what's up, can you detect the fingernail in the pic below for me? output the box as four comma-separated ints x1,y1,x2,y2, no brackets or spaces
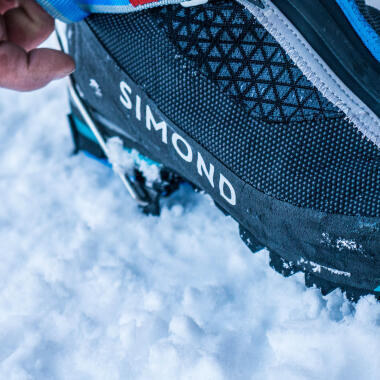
55,64,76,80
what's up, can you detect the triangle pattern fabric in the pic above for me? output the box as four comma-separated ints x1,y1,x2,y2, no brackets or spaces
155,0,340,121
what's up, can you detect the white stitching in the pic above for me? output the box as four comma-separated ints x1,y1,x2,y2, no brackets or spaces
266,5,378,127
238,0,380,146
258,2,380,141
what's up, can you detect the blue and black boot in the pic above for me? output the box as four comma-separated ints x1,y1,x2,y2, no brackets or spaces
61,0,380,299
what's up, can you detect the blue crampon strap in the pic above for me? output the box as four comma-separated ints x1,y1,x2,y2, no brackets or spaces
36,0,203,23
72,115,160,167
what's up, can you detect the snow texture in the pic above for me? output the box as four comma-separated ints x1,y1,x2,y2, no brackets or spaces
0,42,379,380
106,137,160,184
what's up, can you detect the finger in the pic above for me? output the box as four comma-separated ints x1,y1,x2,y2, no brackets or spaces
0,0,18,14
0,42,75,91
4,0,54,51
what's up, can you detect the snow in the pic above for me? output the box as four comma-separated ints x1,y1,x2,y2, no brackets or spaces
0,47,380,380
106,137,160,183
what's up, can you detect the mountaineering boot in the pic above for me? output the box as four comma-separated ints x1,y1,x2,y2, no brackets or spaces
61,0,380,299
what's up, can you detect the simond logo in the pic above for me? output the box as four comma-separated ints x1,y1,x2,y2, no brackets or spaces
119,80,237,206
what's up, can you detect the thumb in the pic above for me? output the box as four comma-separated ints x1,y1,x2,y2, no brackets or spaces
0,43,75,91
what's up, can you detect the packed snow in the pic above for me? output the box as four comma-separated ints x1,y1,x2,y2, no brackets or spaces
0,41,379,380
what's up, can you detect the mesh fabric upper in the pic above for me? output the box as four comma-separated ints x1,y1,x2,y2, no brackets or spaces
154,1,340,122
85,0,380,218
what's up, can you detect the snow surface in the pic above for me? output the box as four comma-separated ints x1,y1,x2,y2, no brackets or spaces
0,43,380,380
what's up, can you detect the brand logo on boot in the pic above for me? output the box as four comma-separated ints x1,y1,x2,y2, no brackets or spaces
119,80,237,207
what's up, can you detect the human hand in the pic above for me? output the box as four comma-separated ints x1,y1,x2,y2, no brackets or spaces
0,0,75,91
